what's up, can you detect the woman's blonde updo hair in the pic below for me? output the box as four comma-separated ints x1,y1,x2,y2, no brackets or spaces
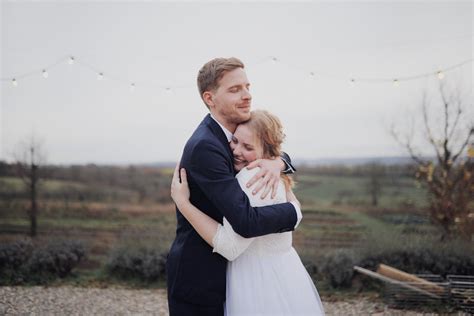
242,110,294,190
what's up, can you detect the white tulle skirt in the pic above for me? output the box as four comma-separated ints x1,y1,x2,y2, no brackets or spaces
224,247,325,316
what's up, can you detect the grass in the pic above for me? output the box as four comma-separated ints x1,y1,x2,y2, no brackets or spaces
295,174,427,208
2,217,136,230
1,177,86,191
1,171,442,292
0,176,140,204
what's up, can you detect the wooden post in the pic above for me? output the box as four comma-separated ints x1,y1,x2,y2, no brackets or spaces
377,264,445,296
353,266,442,299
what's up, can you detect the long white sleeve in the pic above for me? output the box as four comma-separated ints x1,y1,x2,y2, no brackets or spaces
212,217,254,261
212,167,287,261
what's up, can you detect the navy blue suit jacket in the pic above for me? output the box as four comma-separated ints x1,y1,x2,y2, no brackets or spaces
166,114,297,306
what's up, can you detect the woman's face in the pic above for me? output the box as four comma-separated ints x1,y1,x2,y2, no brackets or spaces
230,124,262,172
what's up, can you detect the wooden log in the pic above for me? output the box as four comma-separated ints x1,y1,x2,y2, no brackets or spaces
353,266,442,299
376,264,445,296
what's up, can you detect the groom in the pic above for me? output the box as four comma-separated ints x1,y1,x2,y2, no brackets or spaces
166,57,302,316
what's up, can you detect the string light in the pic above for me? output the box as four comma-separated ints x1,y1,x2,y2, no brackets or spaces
1,55,472,90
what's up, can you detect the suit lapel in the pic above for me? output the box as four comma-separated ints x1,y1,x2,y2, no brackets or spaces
204,114,234,165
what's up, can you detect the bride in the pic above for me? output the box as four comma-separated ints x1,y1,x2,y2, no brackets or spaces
171,110,325,316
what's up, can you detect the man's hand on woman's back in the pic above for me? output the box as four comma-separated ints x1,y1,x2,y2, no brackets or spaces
245,157,285,199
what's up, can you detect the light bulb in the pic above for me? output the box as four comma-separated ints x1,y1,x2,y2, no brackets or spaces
130,83,136,91
97,72,104,80
68,56,75,65
12,78,18,87
437,71,445,80
393,79,399,87
42,70,49,79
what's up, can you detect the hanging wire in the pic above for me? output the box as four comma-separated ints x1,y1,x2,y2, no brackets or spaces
1,54,472,89
1,56,69,80
269,56,473,83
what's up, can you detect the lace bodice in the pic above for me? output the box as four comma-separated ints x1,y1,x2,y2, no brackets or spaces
212,167,293,261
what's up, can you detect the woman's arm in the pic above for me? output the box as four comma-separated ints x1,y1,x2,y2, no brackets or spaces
171,163,254,260
212,218,253,261
171,166,219,247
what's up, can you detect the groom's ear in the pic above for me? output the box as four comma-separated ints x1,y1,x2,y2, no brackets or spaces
202,91,214,109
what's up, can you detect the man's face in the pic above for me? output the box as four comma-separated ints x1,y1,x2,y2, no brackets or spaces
206,68,252,128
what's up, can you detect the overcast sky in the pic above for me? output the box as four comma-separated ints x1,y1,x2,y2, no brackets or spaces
1,1,472,164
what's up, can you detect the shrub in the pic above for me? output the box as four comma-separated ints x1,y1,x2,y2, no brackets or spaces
0,238,34,284
358,246,474,277
0,238,33,268
0,238,86,285
320,249,356,288
26,240,86,279
307,235,474,290
105,246,167,282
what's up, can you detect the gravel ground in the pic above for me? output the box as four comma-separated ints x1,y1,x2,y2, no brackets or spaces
0,286,468,315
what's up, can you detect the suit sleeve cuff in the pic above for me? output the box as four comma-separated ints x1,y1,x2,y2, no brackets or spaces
281,156,296,174
290,201,302,228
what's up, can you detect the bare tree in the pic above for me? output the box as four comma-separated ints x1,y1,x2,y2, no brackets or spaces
391,80,473,240
13,135,47,237
365,163,385,206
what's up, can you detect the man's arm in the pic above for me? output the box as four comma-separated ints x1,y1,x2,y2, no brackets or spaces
189,141,297,238
281,151,296,174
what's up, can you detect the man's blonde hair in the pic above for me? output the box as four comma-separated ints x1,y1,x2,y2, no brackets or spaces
197,57,245,109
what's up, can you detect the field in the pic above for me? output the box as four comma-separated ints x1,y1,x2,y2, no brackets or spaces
293,172,433,260
0,164,437,286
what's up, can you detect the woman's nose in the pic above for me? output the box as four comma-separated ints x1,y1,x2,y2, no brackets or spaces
232,146,240,155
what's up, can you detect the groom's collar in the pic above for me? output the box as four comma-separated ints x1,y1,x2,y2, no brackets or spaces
210,114,233,143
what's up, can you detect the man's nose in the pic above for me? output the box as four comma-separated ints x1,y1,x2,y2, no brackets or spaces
242,88,251,100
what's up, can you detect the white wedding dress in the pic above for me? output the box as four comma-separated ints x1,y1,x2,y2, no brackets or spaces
212,167,325,316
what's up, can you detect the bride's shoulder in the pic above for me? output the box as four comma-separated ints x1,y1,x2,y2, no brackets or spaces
235,167,260,182
235,167,261,189
236,167,287,205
